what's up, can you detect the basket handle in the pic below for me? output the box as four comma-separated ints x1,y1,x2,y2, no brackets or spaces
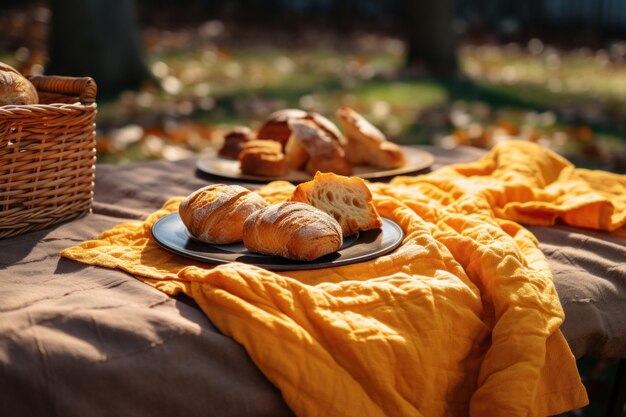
28,75,97,104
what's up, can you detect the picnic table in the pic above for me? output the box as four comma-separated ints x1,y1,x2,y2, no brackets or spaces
1,145,625,417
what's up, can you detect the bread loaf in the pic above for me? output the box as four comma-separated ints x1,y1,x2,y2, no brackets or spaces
238,140,287,177
284,133,309,170
283,112,347,171
179,184,268,244
0,62,38,106
256,109,308,147
289,172,382,236
243,201,343,261
305,112,346,146
257,109,345,149
288,119,352,176
336,106,406,169
218,126,254,159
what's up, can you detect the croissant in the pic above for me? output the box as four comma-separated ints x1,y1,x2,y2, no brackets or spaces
243,201,343,261
179,184,268,244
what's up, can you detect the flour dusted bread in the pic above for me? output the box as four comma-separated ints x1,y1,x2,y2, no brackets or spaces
243,201,343,261
0,62,38,106
288,119,352,176
238,140,287,177
289,172,382,236
179,184,268,244
306,112,346,146
336,106,405,169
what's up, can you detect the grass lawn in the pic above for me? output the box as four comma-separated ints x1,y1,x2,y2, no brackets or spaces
78,31,626,173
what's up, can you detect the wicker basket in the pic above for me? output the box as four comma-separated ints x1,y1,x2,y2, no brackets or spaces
0,75,97,239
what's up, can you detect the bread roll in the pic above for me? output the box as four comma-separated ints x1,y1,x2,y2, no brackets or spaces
336,106,406,169
238,140,287,177
288,119,352,176
179,184,268,244
0,62,38,106
218,126,254,159
243,201,343,261
289,172,382,237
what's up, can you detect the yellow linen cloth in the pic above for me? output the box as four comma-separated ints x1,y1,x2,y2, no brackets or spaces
61,140,626,417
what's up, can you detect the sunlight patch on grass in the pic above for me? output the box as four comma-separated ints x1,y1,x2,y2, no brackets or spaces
352,81,447,107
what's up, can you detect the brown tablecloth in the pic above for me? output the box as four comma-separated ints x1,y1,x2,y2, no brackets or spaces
1,146,625,417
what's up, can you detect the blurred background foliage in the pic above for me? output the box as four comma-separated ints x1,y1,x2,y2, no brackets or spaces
1,0,626,172
0,1,625,416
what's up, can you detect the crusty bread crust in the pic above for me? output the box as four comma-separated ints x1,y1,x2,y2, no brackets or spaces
304,112,346,146
0,62,38,106
179,184,268,244
243,201,343,261
336,106,406,169
256,109,345,149
288,119,352,176
284,133,309,170
256,108,308,147
289,172,382,236
238,140,287,177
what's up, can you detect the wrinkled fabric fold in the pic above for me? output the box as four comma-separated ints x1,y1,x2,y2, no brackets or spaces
60,140,624,417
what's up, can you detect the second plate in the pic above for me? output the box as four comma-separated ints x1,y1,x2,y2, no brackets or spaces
196,145,433,183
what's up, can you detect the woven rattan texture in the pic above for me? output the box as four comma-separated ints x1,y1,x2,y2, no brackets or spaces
0,76,96,238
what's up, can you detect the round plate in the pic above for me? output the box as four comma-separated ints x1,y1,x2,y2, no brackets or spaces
196,146,433,183
151,213,404,271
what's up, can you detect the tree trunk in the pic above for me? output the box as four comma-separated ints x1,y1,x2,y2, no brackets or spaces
401,0,458,76
47,0,152,99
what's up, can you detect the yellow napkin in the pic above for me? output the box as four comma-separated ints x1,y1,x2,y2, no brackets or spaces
61,140,625,417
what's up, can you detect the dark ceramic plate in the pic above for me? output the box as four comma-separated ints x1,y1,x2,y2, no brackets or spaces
151,213,404,271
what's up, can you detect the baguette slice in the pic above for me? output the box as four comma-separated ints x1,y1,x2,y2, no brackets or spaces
243,201,343,261
336,106,406,169
289,172,382,237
